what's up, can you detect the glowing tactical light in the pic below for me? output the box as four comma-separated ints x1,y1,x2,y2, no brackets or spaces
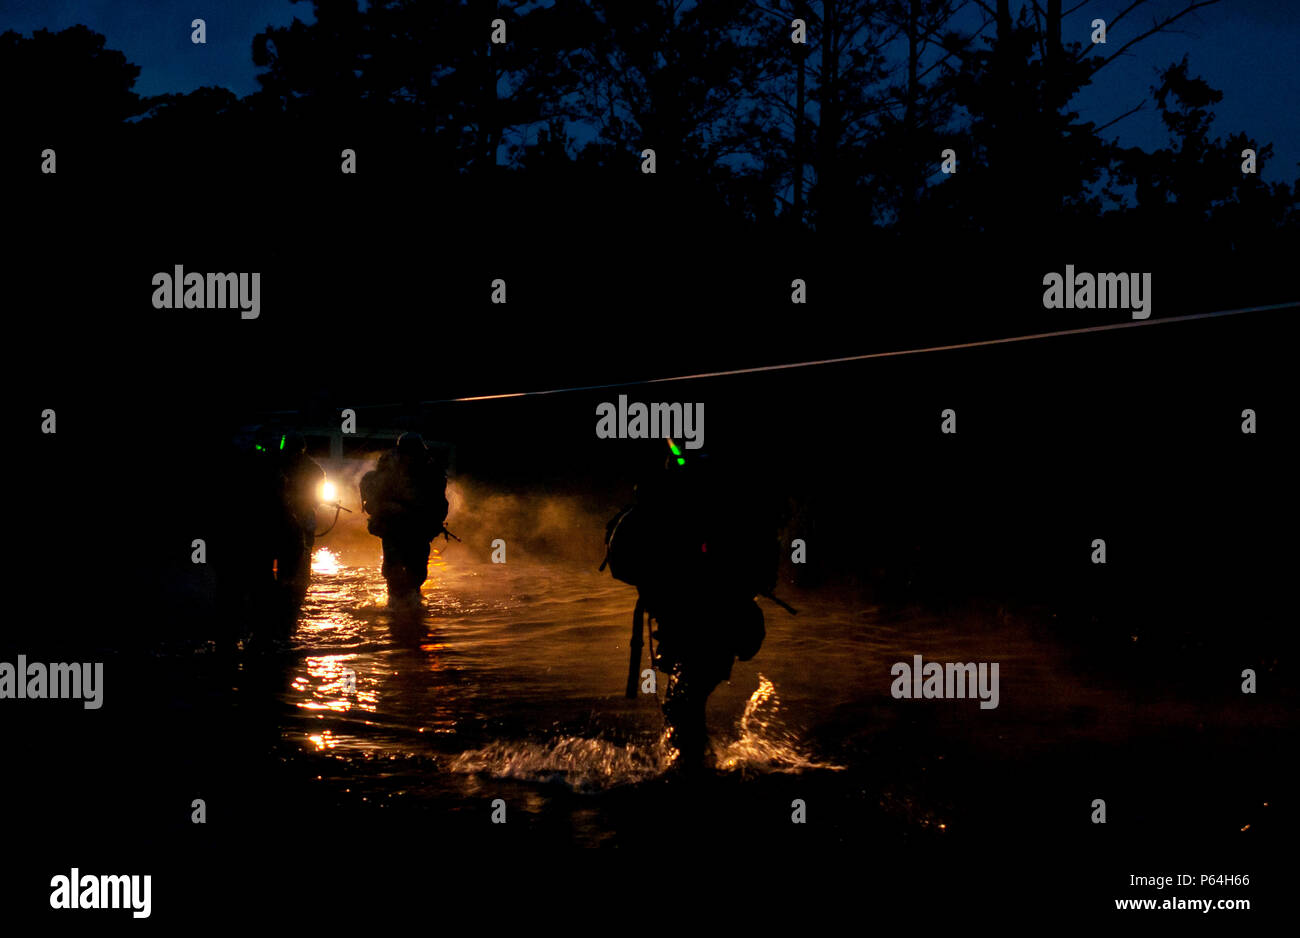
320,480,338,503
667,439,686,466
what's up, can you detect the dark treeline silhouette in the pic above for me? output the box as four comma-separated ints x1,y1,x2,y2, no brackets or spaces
5,2,1298,426
4,2,1297,302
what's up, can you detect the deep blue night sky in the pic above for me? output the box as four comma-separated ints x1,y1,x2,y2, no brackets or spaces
2,0,1297,181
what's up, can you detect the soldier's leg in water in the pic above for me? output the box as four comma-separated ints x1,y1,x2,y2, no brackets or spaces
383,536,430,603
381,536,409,596
657,612,726,765
663,662,730,767
233,540,284,641
277,529,312,603
289,539,313,605
661,597,739,767
653,606,701,762
215,539,262,649
404,539,432,591
663,665,707,762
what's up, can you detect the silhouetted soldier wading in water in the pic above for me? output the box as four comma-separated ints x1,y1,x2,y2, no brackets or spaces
360,433,449,608
213,426,325,644
274,430,325,606
604,444,785,769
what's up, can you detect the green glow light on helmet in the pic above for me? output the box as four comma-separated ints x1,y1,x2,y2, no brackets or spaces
667,439,686,466
279,434,286,451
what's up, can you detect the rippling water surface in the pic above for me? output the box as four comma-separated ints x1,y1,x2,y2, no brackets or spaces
283,547,851,800
248,544,1281,847
267,545,971,841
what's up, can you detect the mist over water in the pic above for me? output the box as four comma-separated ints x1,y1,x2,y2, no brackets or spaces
312,463,616,568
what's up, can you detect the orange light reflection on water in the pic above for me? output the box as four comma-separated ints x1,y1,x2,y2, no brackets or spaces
293,654,377,713
290,544,463,753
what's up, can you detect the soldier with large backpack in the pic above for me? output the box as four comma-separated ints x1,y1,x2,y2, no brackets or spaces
359,433,449,607
603,443,788,769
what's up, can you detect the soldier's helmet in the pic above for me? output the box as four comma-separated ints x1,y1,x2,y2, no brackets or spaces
280,430,307,455
396,432,426,455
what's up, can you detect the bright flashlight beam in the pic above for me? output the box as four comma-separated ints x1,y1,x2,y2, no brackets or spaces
320,480,337,503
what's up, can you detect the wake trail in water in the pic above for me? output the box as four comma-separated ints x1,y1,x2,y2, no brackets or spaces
448,675,843,792
448,733,676,791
